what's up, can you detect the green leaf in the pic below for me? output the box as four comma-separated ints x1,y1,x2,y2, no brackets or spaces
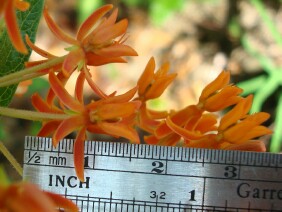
0,0,44,107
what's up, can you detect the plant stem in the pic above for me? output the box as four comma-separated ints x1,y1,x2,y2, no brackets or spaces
0,107,70,122
0,141,23,177
0,55,66,87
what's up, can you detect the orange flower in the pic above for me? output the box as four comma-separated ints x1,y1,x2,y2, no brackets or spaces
27,4,137,78
135,57,176,133
197,71,243,112
0,0,30,54
216,95,272,146
32,71,141,181
137,57,177,101
0,182,78,212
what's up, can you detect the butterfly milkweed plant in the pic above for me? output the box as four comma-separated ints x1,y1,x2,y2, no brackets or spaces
0,1,273,211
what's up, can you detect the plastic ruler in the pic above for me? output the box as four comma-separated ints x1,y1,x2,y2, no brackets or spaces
23,136,282,212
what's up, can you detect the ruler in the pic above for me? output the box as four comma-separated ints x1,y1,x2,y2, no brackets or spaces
23,136,282,212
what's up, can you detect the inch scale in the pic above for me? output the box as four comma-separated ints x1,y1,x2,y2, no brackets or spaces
23,136,282,212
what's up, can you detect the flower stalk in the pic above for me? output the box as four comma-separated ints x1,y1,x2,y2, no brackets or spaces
0,107,70,122
0,141,23,176
0,56,66,87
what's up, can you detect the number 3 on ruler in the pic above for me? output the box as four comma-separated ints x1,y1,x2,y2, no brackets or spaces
224,166,238,178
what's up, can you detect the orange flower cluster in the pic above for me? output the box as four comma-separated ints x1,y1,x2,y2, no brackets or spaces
2,3,271,182
0,182,78,212
20,5,271,182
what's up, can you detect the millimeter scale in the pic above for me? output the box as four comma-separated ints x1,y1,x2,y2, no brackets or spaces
23,136,282,211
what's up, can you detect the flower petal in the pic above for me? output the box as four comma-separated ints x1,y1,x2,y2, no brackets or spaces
43,7,78,45
219,95,253,131
145,74,177,100
62,48,84,78
137,57,155,96
49,71,83,111
32,93,62,113
75,71,85,104
25,35,56,58
86,52,126,66
98,122,140,144
77,4,113,40
199,71,230,102
155,105,202,138
97,101,141,120
4,0,27,54
95,44,138,57
223,140,266,152
166,116,204,140
14,0,30,11
73,127,87,182
84,67,108,99
44,191,79,212
90,19,128,45
38,121,61,137
53,116,85,146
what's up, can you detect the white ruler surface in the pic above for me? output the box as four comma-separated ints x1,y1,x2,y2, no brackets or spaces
23,136,282,212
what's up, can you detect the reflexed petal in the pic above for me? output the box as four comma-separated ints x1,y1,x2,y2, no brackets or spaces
147,108,168,119
166,116,204,140
219,95,253,131
6,183,58,212
137,57,155,96
32,93,62,113
144,135,159,145
4,0,27,54
77,4,113,40
199,71,230,102
98,122,140,143
103,86,138,104
53,116,85,146
62,48,84,78
90,19,128,45
15,0,30,11
74,127,87,182
157,134,181,146
195,113,218,133
26,35,56,58
38,121,61,137
155,105,202,138
49,71,83,111
75,72,85,104
184,134,217,148
237,126,272,144
138,104,161,133
47,72,68,105
223,140,266,152
95,44,138,57
84,67,108,99
43,8,78,45
44,191,79,212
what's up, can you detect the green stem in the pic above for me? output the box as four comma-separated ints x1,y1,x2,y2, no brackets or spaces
0,106,70,122
251,0,282,49
0,55,66,87
270,92,282,152
0,141,23,177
